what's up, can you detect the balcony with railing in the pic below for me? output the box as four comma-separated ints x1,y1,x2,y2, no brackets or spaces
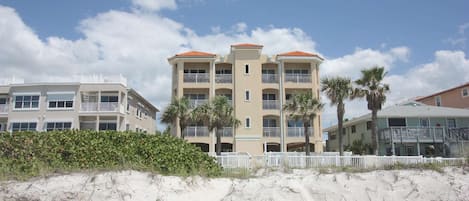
285,74,311,83
287,127,313,137
263,127,280,137
262,100,280,110
262,74,278,83
189,99,208,108
183,126,209,137
184,73,209,83
0,104,8,113
379,127,446,143
100,102,119,112
217,127,233,137
80,102,98,112
215,74,232,83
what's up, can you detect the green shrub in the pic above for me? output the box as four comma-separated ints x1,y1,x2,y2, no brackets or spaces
0,130,222,180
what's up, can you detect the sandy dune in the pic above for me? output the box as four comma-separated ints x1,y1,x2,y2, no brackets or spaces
1,167,468,201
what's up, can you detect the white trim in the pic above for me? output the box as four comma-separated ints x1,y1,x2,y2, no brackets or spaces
44,118,74,122
12,92,41,96
46,91,75,95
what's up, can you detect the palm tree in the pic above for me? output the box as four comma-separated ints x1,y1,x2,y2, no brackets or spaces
354,66,390,155
283,92,324,156
193,96,240,156
161,96,191,139
321,76,353,156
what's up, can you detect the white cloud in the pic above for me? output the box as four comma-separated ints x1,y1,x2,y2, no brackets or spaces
131,0,177,11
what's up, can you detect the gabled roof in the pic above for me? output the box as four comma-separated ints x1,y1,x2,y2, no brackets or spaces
277,51,324,60
323,101,469,132
415,82,469,101
231,43,263,48
174,51,216,57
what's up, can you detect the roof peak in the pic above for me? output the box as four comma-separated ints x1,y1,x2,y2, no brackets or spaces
174,50,216,57
231,43,263,48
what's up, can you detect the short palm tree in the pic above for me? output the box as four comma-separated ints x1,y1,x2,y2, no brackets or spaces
283,92,324,156
161,96,191,139
193,96,240,156
321,76,353,156
354,66,390,155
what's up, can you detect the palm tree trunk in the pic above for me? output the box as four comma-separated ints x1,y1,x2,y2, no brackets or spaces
371,109,378,155
216,128,222,156
337,102,344,156
304,124,310,156
180,126,185,140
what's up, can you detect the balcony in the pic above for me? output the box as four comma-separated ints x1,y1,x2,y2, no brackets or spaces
379,127,445,143
262,100,280,110
184,73,209,83
217,127,233,137
263,127,280,137
0,104,8,113
100,102,119,112
189,99,208,108
285,74,311,83
183,126,209,137
80,102,98,111
215,74,232,83
262,74,278,83
287,127,313,137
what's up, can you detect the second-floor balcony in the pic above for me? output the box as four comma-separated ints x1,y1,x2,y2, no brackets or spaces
183,126,209,137
184,73,209,83
215,74,232,83
189,99,208,108
287,127,313,137
262,100,280,110
263,127,280,137
0,104,8,113
285,74,311,83
379,127,445,143
262,74,278,83
217,127,233,137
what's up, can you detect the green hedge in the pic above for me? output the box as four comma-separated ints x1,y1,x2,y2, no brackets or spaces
0,130,221,180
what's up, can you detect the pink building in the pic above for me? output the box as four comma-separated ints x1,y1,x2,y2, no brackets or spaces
416,82,469,109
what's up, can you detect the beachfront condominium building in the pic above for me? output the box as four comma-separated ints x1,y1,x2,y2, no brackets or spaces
415,82,469,109
0,76,158,133
167,43,324,155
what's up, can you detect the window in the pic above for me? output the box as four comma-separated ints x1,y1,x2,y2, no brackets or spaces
184,69,206,73
435,96,441,106
419,118,429,127
262,69,275,74
99,122,117,131
287,120,303,127
462,88,468,97
447,118,456,128
244,64,250,74
262,94,276,100
126,124,130,131
285,69,309,75
245,90,250,101
11,122,37,132
101,96,118,102
216,69,232,74
388,118,406,127
245,117,251,128
366,121,372,130
46,122,72,131
351,125,356,133
14,95,40,109
0,98,6,104
263,119,277,127
47,93,74,109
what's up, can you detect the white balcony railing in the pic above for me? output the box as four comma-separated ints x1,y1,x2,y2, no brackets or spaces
262,100,280,110
0,104,8,113
215,74,232,83
262,74,278,83
379,127,445,143
100,102,119,112
287,127,313,137
285,74,311,83
80,102,98,111
189,99,208,108
217,127,233,137
183,126,209,137
263,127,280,137
184,73,209,83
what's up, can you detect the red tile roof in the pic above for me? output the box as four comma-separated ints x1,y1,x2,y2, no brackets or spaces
231,43,263,48
175,51,216,57
278,51,323,60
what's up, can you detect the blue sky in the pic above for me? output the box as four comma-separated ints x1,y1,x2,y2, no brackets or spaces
0,0,468,130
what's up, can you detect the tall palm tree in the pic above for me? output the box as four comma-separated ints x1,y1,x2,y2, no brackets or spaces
193,96,240,156
321,76,353,156
354,66,390,155
161,96,191,139
283,92,324,156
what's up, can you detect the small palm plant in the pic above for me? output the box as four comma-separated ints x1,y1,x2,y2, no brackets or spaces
283,92,323,156
161,96,191,139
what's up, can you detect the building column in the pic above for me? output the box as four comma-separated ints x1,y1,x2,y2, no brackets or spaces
210,60,216,153
278,60,285,152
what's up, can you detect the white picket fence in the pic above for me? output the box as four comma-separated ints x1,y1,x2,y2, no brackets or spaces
214,153,465,170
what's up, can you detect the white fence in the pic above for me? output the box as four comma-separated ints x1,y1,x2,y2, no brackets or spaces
214,153,465,170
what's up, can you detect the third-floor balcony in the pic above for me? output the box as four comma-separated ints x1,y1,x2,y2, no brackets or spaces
215,74,232,83
287,127,313,137
262,74,278,83
285,74,311,83
263,127,280,137
262,100,280,110
184,73,209,83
